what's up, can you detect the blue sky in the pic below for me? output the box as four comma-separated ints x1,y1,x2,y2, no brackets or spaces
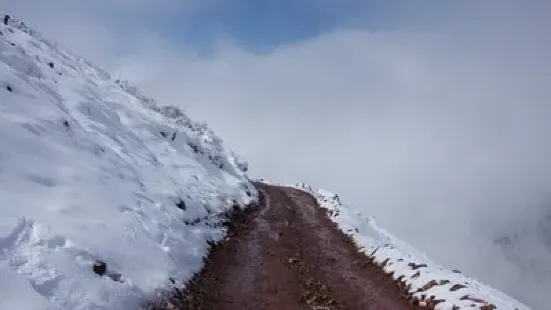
132,0,368,53
145,0,454,53
169,0,348,52
137,0,518,54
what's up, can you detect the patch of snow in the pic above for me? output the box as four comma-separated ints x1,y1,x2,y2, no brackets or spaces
0,14,257,310
293,182,531,310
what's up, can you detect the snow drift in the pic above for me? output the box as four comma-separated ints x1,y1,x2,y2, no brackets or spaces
293,182,531,310
0,14,257,310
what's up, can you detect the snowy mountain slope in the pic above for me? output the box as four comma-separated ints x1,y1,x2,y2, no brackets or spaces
293,183,531,310
0,14,257,310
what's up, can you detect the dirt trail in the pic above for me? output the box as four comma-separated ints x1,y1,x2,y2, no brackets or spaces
171,183,422,310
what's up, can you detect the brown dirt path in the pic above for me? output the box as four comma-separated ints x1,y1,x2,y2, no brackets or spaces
164,183,422,310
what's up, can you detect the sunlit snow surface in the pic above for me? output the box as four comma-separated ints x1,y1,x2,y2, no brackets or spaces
0,16,257,310
293,183,531,310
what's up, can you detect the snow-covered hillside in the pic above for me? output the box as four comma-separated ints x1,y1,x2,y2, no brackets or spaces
0,14,257,310
293,183,531,310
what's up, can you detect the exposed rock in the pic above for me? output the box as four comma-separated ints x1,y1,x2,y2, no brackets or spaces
450,283,467,291
93,260,107,276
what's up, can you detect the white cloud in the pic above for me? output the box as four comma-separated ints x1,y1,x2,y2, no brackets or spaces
2,1,551,308
114,18,551,310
